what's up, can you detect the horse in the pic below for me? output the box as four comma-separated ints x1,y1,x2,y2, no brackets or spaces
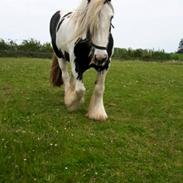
49,0,114,121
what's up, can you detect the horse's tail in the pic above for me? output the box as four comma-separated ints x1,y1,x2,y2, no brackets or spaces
50,53,63,87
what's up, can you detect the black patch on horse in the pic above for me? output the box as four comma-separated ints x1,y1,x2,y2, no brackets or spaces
56,18,65,32
104,0,111,4
64,51,70,62
57,12,72,32
74,34,114,79
107,33,114,58
50,11,64,58
63,12,72,18
74,39,92,80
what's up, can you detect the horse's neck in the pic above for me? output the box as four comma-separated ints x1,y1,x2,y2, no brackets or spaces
57,15,88,52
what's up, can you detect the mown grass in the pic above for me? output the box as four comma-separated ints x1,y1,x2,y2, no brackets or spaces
0,58,183,183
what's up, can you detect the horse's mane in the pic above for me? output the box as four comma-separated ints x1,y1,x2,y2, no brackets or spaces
70,0,107,41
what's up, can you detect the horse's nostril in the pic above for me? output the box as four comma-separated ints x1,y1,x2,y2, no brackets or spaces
93,54,108,66
101,53,108,60
103,55,108,61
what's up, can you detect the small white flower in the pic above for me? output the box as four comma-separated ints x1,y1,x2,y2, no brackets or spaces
15,165,19,168
33,178,37,181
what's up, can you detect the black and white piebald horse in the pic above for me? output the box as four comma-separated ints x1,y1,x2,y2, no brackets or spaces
50,0,114,121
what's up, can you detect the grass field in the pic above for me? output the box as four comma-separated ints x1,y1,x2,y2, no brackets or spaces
0,58,183,183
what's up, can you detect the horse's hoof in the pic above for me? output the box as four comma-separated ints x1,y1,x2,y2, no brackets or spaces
86,112,108,121
66,96,84,112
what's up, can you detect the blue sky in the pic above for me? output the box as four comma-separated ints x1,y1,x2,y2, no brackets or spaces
0,0,183,52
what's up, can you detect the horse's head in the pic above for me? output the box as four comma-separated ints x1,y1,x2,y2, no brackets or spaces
88,0,114,66
72,0,114,65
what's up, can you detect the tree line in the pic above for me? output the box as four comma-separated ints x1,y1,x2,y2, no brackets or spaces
0,38,52,58
0,38,182,61
113,48,183,61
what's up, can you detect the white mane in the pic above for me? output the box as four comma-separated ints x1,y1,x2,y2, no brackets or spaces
70,0,113,40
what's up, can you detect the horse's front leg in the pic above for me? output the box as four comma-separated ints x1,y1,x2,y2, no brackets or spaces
87,70,108,121
64,58,85,111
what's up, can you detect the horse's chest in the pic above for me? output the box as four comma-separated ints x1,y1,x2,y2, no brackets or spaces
74,39,93,70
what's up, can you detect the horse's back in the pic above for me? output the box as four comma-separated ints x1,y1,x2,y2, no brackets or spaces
50,11,65,58
50,11,61,43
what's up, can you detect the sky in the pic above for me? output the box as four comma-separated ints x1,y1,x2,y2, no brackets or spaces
0,0,183,52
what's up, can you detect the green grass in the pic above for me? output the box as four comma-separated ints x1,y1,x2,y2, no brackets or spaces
0,58,183,183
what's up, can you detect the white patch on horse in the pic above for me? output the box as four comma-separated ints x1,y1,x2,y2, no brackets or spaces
64,78,85,111
58,58,70,91
87,71,108,121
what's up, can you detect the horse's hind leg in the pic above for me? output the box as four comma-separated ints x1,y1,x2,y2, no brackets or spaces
87,70,108,121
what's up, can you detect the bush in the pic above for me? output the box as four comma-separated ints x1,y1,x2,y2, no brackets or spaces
0,38,183,61
0,38,52,58
113,48,183,61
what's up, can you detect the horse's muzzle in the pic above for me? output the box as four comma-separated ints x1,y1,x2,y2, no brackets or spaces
90,54,108,66
93,54,108,66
